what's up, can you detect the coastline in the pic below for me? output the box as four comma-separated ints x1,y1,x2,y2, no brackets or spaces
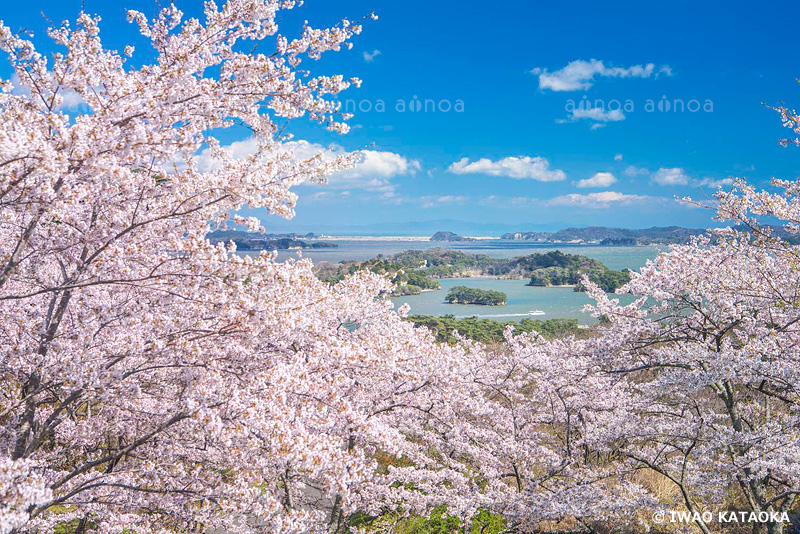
314,235,498,242
424,276,578,288
433,274,576,287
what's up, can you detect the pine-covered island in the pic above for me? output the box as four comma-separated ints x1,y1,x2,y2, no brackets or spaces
445,286,507,306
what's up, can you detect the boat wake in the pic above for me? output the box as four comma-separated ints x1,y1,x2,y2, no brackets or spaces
468,310,546,318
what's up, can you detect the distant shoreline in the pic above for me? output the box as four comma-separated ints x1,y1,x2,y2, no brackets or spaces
406,276,578,287
297,235,659,246
314,235,497,242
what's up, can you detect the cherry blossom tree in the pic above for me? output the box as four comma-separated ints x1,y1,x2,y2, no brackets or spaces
6,1,800,533
437,114,800,533
0,3,483,533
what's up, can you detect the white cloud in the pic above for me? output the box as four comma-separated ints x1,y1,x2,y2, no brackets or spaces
614,154,623,161
448,156,566,182
58,90,85,110
547,191,652,209
557,105,625,126
531,59,672,92
363,49,382,62
694,177,734,188
569,107,626,122
623,165,650,177
420,195,467,209
337,148,420,191
576,172,618,188
10,73,85,111
622,165,727,188
196,138,420,193
478,196,541,209
652,167,689,186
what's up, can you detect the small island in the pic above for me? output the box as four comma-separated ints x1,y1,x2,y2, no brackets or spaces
445,286,507,306
430,230,475,242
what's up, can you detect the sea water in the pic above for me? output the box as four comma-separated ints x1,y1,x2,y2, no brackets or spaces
390,277,639,324
260,239,662,324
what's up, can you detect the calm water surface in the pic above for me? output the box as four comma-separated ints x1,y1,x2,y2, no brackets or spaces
391,278,639,324
257,239,663,323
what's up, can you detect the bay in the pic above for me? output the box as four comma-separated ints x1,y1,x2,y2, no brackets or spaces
258,239,663,324
391,278,637,325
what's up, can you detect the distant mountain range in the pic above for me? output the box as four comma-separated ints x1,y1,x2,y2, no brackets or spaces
500,225,800,245
502,226,706,245
258,219,562,236
212,224,800,248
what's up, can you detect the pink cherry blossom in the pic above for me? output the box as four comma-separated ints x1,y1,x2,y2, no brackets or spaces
0,3,481,533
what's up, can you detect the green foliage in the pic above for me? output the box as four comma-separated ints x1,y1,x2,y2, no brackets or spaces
315,248,628,293
52,518,98,534
393,284,422,296
396,506,461,534
407,314,582,344
404,271,441,290
520,251,630,292
445,286,507,306
392,249,628,292
469,509,506,534
527,266,576,286
580,268,631,293
314,258,440,294
351,506,506,534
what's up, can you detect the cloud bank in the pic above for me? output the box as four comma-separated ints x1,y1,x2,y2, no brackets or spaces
448,156,566,182
532,59,672,92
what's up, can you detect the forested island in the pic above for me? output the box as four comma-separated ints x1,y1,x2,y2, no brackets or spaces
524,252,630,292
430,230,475,242
445,286,507,306
208,230,338,250
315,248,630,293
315,257,441,295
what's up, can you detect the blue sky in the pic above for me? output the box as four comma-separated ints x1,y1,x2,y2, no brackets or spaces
3,0,800,233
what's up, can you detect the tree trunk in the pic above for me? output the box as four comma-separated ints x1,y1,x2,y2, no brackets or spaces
766,519,784,534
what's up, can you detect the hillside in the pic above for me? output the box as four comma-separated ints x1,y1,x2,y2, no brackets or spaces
551,226,705,244
314,257,441,296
